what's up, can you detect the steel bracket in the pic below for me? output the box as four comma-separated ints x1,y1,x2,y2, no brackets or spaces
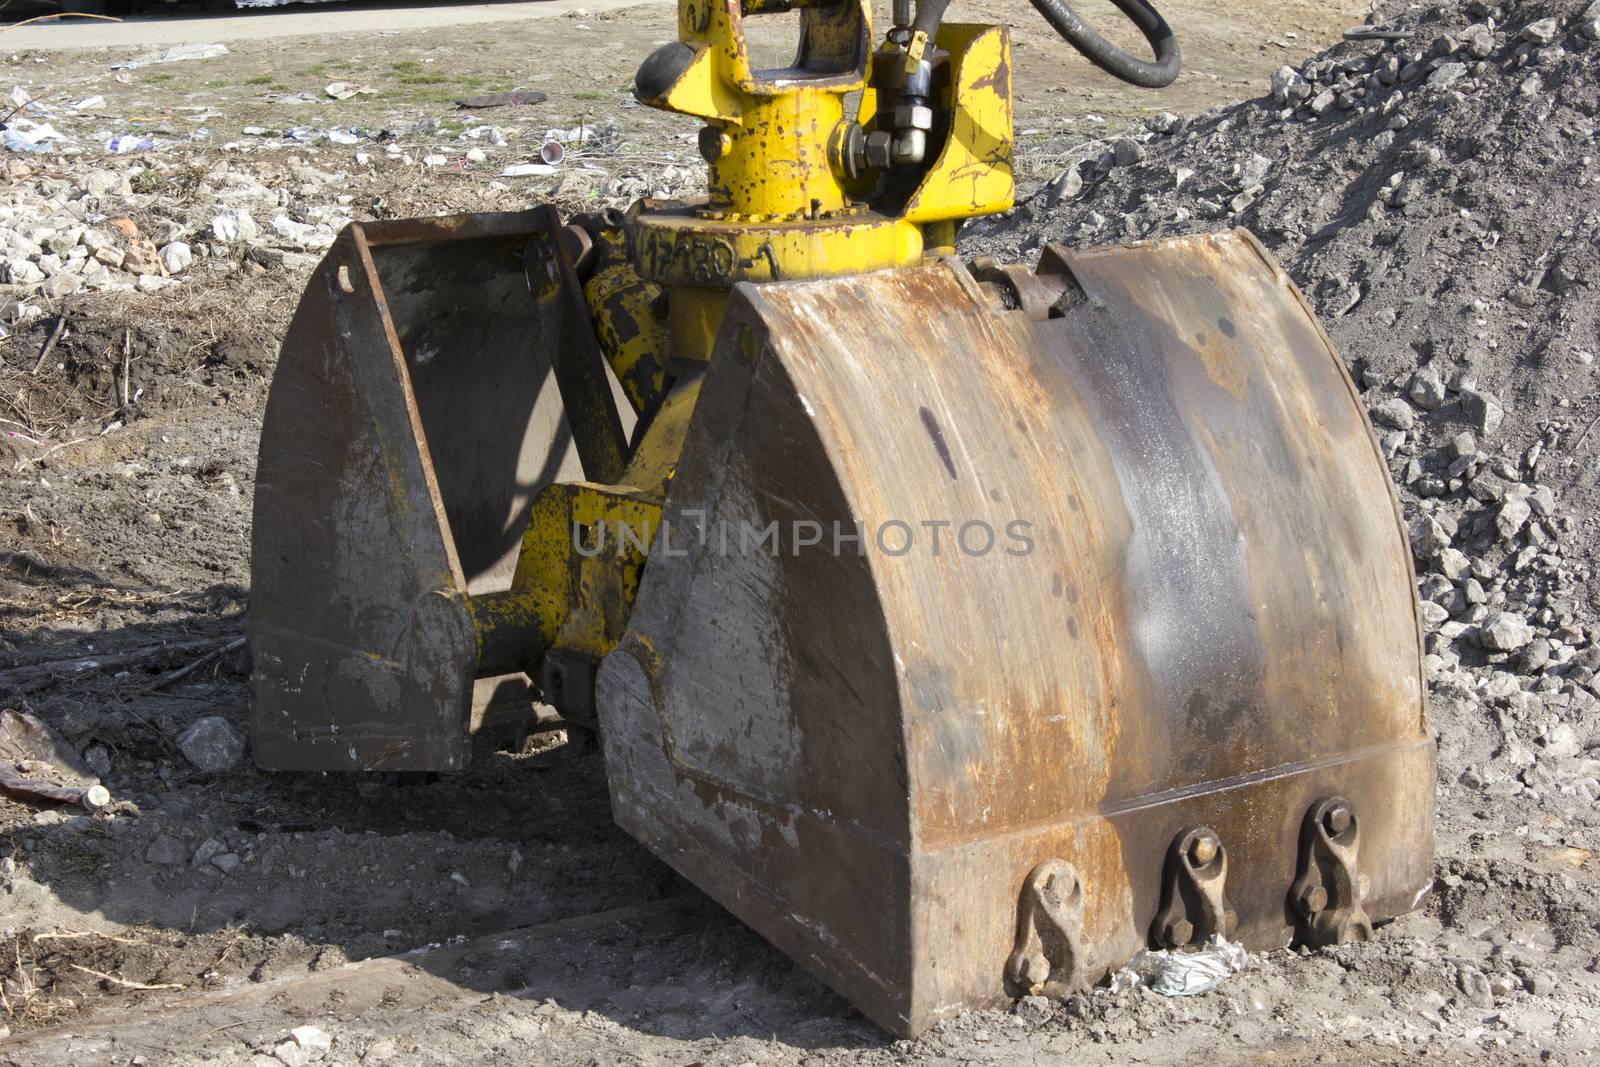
541,650,600,729
1005,859,1088,996
1151,825,1236,948
1289,795,1374,946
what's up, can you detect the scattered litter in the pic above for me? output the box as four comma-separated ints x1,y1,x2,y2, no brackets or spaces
2,119,68,153
0,708,111,811
1109,937,1248,996
501,162,558,177
8,86,30,108
545,125,592,144
112,42,229,70
105,134,154,154
540,140,564,165
72,95,105,111
325,81,374,101
463,125,509,146
456,90,548,109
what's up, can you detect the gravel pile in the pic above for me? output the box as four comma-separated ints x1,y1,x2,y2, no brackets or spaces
970,0,1600,829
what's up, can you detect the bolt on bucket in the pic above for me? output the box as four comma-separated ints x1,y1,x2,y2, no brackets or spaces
596,229,1434,1036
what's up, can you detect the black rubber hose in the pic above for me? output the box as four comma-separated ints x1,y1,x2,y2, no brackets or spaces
1029,0,1181,88
909,0,952,58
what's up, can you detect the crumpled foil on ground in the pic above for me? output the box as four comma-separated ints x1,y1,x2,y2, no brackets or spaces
1109,936,1249,996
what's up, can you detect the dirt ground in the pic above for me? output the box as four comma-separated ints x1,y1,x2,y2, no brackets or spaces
13,0,1600,1064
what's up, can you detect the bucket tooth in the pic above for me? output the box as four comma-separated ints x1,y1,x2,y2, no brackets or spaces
596,229,1433,1036
249,210,594,771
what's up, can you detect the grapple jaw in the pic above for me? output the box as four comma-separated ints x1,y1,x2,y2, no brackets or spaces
249,210,592,771
597,229,1434,1035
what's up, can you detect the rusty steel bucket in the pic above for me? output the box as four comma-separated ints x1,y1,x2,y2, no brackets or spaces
248,209,612,771
596,229,1434,1036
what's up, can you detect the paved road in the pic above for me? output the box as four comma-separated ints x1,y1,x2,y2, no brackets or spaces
4,0,665,49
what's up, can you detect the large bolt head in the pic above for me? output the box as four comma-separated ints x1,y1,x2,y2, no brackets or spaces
893,103,934,131
1162,918,1194,947
1188,833,1220,866
863,130,894,169
1323,802,1353,835
1297,884,1329,915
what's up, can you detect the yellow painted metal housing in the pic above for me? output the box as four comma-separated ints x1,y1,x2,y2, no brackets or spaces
489,0,1016,679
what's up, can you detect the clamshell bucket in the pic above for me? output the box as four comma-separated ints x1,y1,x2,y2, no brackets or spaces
596,229,1434,1036
249,210,608,771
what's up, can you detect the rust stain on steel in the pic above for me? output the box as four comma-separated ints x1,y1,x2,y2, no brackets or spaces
598,229,1431,1037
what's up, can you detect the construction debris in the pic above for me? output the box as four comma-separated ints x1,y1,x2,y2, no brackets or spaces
0,709,111,810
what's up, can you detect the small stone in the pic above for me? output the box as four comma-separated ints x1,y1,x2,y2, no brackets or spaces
1457,966,1494,1008
80,228,116,255
1309,89,1337,115
176,716,245,772
1438,548,1471,581
83,744,111,777
211,852,242,872
1429,62,1468,88
1584,9,1600,40
1540,723,1580,758
122,239,161,275
1461,389,1504,436
1521,18,1559,45
4,259,44,285
43,273,83,300
1043,166,1083,207
192,836,227,867
1528,485,1556,517
144,834,187,865
93,245,126,269
1145,111,1181,134
273,1041,312,1067
1448,432,1478,460
211,210,259,244
464,147,487,163
1523,971,1555,996
1270,65,1307,103
1111,138,1145,167
1481,611,1535,652
1497,497,1532,541
1014,995,1053,1026
1371,396,1416,431
1408,366,1447,410
1420,601,1450,626
290,1025,332,1052
135,275,173,293
1461,23,1496,58
1409,515,1452,559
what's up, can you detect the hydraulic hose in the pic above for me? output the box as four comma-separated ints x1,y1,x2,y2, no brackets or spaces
1027,0,1181,88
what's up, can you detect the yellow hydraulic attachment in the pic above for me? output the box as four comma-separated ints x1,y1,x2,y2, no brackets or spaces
484,0,1019,691
251,0,1434,1041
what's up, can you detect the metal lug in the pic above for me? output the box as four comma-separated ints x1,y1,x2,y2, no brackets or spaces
1289,795,1374,947
1150,826,1236,949
1005,860,1088,997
